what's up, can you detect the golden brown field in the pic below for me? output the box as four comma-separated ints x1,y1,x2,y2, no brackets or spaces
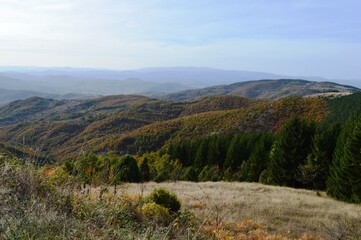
93,181,361,239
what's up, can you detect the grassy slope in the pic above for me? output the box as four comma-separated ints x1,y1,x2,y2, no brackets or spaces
6,160,359,239
93,181,361,238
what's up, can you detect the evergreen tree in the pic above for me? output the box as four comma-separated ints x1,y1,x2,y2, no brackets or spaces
207,135,231,167
327,117,361,203
267,117,314,188
140,157,151,182
112,154,141,183
181,166,198,181
224,135,242,171
198,165,221,181
224,133,265,181
327,124,352,201
300,124,340,189
194,141,209,171
169,141,192,167
347,120,361,203
241,136,271,182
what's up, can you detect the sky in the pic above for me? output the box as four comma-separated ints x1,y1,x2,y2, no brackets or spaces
0,0,360,79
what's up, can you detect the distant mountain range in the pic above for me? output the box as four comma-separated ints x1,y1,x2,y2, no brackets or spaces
0,66,293,88
0,88,100,104
0,67,360,104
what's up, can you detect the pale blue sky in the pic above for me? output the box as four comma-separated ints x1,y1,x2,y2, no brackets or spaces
0,0,360,79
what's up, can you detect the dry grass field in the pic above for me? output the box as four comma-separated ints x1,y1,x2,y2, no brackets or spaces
93,181,361,239
2,160,361,239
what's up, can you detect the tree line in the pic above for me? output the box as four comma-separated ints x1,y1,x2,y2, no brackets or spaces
64,93,361,203
63,114,361,203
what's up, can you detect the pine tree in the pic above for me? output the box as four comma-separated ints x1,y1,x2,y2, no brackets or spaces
194,141,208,171
267,117,313,188
300,124,339,189
224,134,257,173
140,157,151,182
345,120,361,203
207,135,231,167
328,117,361,203
327,124,352,201
224,136,241,171
241,137,270,182
112,154,141,183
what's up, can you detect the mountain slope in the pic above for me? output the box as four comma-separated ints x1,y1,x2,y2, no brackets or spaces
1,82,361,161
107,97,327,155
0,96,324,158
164,79,360,100
0,95,263,159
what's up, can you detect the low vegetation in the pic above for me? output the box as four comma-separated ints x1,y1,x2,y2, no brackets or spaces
0,158,197,239
1,156,361,239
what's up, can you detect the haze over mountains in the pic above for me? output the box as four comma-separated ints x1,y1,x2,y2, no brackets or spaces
0,66,360,104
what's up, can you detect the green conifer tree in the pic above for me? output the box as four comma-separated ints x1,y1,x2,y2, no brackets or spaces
328,117,361,203
224,136,241,171
345,120,361,203
242,138,270,182
112,154,141,183
140,157,151,182
300,124,339,189
194,141,208,171
327,124,351,201
267,118,313,188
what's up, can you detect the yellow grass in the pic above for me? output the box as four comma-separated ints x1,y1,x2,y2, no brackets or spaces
92,181,361,238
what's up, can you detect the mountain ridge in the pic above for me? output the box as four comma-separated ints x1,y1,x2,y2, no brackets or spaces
163,79,360,101
1,67,360,104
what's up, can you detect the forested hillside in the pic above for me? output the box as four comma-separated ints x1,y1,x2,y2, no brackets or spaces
0,95,325,159
1,89,361,204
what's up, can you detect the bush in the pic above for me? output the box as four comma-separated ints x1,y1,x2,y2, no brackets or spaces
146,188,181,214
140,203,173,226
175,209,197,228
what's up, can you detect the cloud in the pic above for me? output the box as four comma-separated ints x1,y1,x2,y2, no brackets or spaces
0,0,360,78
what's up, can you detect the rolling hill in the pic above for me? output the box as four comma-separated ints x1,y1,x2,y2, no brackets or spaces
1,79,361,161
0,88,100,105
1,68,359,104
163,79,360,100
0,93,325,160
107,97,327,155
0,73,191,98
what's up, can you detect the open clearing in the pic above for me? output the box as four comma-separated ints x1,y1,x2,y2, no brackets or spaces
93,181,361,238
